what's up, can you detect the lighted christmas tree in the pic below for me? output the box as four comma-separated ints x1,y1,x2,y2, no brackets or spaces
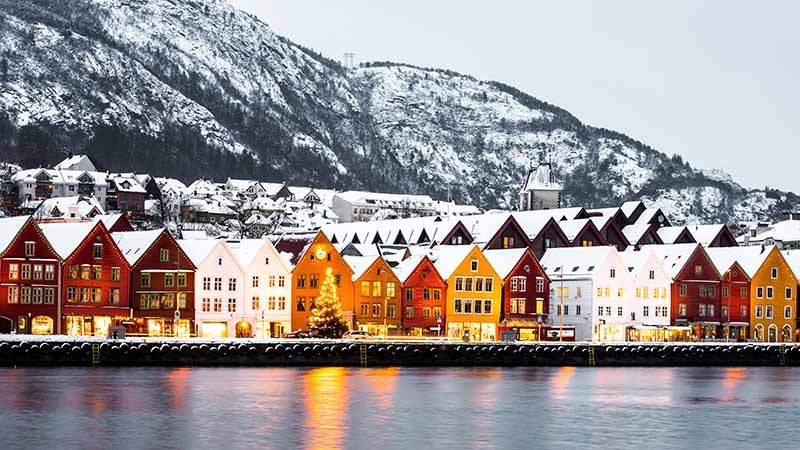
308,268,349,338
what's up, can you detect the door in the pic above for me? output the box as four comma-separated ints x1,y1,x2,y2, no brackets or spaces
768,325,777,343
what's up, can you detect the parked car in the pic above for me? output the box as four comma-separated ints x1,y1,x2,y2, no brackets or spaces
343,330,373,340
285,330,313,339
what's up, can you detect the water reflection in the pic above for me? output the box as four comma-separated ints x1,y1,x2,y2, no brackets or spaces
0,367,799,450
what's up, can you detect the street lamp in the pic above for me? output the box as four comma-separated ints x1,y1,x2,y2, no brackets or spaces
436,314,443,339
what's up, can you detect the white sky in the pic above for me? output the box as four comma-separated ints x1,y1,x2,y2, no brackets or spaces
229,0,800,192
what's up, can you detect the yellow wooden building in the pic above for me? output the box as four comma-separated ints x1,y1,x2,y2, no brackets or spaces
749,246,798,342
344,254,402,337
434,245,502,341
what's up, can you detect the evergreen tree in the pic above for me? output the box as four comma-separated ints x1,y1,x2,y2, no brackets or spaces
308,268,349,338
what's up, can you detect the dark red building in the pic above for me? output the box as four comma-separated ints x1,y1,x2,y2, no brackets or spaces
706,250,751,342
485,248,550,341
113,229,196,337
519,216,571,260
395,255,447,336
39,221,131,336
0,216,61,334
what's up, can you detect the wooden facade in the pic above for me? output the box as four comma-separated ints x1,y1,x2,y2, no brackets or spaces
351,255,402,336
671,246,722,340
400,256,447,336
496,248,551,341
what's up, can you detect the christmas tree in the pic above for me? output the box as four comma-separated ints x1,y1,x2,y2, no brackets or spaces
308,268,349,338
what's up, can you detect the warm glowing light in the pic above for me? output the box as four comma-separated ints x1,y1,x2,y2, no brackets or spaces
303,367,348,450
550,366,575,401
200,322,228,338
315,247,327,260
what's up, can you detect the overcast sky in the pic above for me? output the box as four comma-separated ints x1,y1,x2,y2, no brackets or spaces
229,0,799,192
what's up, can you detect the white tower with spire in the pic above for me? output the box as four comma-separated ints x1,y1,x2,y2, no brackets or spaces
519,160,562,211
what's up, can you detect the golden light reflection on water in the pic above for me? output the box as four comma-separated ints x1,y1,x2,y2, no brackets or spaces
721,367,747,402
302,367,349,450
550,366,575,401
167,367,191,412
365,367,399,413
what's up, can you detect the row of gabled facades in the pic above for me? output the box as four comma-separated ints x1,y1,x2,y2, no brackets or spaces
1,200,799,342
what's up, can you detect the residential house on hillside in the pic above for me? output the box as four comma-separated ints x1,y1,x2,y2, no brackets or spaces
33,195,105,220
332,191,439,222
739,219,800,249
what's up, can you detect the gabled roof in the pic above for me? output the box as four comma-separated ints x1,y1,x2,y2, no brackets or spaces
430,245,478,279
622,224,662,245
226,239,271,268
38,221,99,259
177,239,220,267
558,218,600,243
520,164,561,192
747,220,800,245
621,201,645,219
343,254,382,281
540,246,617,279
783,249,800,281
392,255,427,284
0,216,32,255
639,243,717,279
657,226,690,245
272,231,318,267
687,224,730,247
483,248,529,279
112,229,166,266
705,246,770,279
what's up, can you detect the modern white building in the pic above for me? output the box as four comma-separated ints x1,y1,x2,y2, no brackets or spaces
621,249,672,340
541,246,631,342
179,239,248,338
331,190,439,223
226,239,292,338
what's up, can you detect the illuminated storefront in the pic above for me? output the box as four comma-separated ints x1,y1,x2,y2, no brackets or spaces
447,322,497,342
31,316,54,335
199,322,228,338
65,315,125,336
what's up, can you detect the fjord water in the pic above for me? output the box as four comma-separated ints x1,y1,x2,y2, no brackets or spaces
0,367,795,450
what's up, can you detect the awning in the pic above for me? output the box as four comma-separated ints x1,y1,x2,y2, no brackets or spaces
723,322,749,327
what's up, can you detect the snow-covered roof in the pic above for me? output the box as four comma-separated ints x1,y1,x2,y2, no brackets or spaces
587,207,622,218
639,243,702,279
54,154,96,171
783,249,800,280
155,177,188,195
741,220,800,245
343,255,381,281
540,246,616,279
634,208,665,226
35,195,105,219
334,190,436,208
657,226,689,245
392,254,426,283
705,246,770,279
483,248,528,279
510,212,555,240
38,221,98,259
177,239,220,266
558,219,592,242
112,229,164,265
687,224,727,247
588,215,612,231
622,224,655,245
459,212,512,245
226,239,270,268
520,164,561,192
0,216,31,254
111,176,147,194
621,201,645,219
430,245,477,279
620,248,655,274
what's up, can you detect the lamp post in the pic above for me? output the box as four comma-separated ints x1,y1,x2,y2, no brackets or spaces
436,314,443,339
537,315,543,342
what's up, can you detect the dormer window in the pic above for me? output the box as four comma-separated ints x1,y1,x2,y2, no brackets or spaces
694,265,702,275
470,260,478,272
218,258,223,266
610,269,616,278
771,267,778,279
24,241,35,257
159,248,170,262
93,244,103,259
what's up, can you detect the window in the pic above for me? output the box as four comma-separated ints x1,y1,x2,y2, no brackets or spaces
265,257,269,265
278,297,286,310
698,304,707,317
464,299,473,314
296,297,306,311
576,287,582,298
470,260,478,272
202,298,211,312
694,265,702,275
679,303,687,316
141,273,151,288
649,270,655,280
502,236,514,249
32,288,42,304
755,305,763,318
766,305,774,319
610,268,616,278
228,298,236,313
563,305,569,315
203,277,211,290
268,297,277,310
771,267,778,279
178,293,187,309
275,275,284,287
21,264,31,279
756,286,764,299
360,303,369,317
643,306,649,317
740,287,748,298
617,288,624,297
576,305,581,315
372,303,381,317
372,281,381,297
721,306,728,318
510,277,518,292
68,265,78,280
24,241,35,256
605,306,611,316
604,288,610,297
464,277,474,292
699,285,707,297
517,277,527,292
361,281,371,296
387,282,396,298
218,258,222,266
785,305,792,319
423,307,431,319
109,288,120,305
484,300,492,314
213,298,223,312
310,274,319,289
405,289,413,300
165,273,174,288
454,299,462,313
405,306,414,319
597,306,603,316
455,277,463,291
229,278,237,291
786,287,793,300
433,289,441,300
80,265,90,280
597,287,603,297
423,288,430,300
178,273,187,288
635,288,641,298
767,286,774,299
93,243,103,259
485,278,493,292
252,276,259,288
387,304,396,318
740,305,748,317
65,287,75,303
252,297,260,310
159,248,170,262
722,286,729,298
44,264,54,281
433,306,442,318
333,275,339,287
269,276,276,287
297,275,306,288
20,287,31,304
111,267,120,282
617,306,623,317
708,305,715,317
536,278,544,292
33,264,43,280
708,286,716,297
8,264,18,280
162,293,174,309
44,288,55,305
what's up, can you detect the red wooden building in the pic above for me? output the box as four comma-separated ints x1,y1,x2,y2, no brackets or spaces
649,244,722,341
39,221,131,336
395,255,447,336
0,216,61,334
706,248,752,342
485,248,550,341
113,229,196,337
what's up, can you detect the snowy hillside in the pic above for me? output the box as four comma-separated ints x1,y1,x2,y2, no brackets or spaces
0,0,797,224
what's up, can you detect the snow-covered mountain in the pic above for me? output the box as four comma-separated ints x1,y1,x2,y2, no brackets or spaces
0,0,797,224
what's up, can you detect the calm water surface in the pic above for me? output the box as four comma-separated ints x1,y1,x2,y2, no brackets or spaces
0,366,796,450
